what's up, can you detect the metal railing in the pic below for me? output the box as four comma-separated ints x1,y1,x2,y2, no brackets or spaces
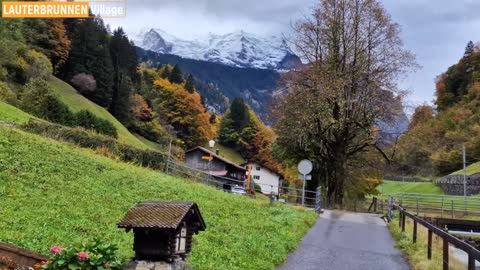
380,193,480,218
391,203,480,270
165,159,321,210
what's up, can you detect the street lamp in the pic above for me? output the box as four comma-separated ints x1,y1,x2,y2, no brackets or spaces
207,140,215,179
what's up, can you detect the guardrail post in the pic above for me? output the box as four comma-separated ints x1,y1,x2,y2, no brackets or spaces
401,212,406,232
413,220,417,243
416,197,419,215
468,255,476,270
427,229,432,260
441,197,444,218
451,200,454,218
398,210,402,227
374,197,377,212
443,238,448,270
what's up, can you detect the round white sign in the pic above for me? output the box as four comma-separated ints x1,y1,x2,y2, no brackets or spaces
298,159,313,175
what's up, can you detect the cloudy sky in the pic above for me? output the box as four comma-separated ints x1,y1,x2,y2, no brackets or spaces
106,0,479,107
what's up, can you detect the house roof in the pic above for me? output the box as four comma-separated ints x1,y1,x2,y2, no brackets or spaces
185,146,246,172
117,201,206,231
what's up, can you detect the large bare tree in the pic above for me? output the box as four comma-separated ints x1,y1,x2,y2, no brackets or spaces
274,0,416,205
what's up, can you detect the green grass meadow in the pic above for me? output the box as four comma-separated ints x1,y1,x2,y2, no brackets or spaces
378,181,445,195
47,77,149,149
0,126,317,270
450,162,480,176
0,101,34,125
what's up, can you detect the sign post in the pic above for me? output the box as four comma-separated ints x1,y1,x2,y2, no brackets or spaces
298,160,313,207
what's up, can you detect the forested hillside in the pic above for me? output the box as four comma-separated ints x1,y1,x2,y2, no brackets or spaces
137,48,280,122
0,18,222,150
391,41,480,177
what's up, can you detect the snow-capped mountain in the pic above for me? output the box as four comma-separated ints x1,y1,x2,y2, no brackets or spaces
133,28,301,70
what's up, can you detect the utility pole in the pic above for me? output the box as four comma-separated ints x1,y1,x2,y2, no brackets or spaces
463,144,467,198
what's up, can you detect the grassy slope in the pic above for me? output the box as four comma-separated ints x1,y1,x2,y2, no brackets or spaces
0,101,34,124
47,77,148,149
379,181,445,195
211,143,245,165
0,127,316,270
389,218,464,270
450,162,480,176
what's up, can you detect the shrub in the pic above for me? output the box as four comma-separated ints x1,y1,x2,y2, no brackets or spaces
254,183,262,193
21,49,52,82
21,120,168,170
20,79,75,125
0,81,17,105
22,120,117,150
71,73,97,95
74,110,118,138
43,240,123,270
117,144,167,170
130,121,170,145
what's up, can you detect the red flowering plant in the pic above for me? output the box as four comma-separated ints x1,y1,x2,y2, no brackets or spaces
42,239,123,270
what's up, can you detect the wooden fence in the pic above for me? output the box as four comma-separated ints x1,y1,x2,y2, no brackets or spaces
381,193,480,218
0,242,47,267
391,204,480,270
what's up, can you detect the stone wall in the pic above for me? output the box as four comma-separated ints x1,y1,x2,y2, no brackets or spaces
436,173,480,195
384,176,427,182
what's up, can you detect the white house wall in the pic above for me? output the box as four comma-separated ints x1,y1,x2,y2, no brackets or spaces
248,163,281,195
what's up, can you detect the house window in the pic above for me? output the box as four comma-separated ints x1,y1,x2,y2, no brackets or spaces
256,166,261,171
175,225,187,253
254,175,260,180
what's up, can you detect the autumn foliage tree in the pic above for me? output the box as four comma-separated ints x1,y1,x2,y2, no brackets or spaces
153,78,213,148
274,0,416,205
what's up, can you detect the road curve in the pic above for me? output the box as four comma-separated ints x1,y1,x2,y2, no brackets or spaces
278,210,410,270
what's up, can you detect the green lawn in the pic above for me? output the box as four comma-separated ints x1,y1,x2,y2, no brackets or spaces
378,180,445,195
47,77,149,149
0,126,316,270
0,101,34,124
450,162,480,176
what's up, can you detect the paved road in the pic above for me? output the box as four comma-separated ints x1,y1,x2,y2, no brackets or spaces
278,210,410,270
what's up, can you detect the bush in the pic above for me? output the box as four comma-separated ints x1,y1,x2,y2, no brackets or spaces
117,144,168,170
20,81,117,137
21,120,168,170
22,120,117,150
74,110,118,138
43,240,123,270
23,49,53,81
254,183,262,193
70,73,96,95
130,120,170,145
0,81,17,105
20,79,76,125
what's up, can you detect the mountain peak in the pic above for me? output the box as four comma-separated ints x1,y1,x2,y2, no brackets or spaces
133,28,301,70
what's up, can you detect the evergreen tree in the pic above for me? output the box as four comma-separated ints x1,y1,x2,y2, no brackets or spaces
109,27,138,124
61,18,114,107
185,74,195,93
159,65,171,79
168,64,184,84
209,113,216,124
230,97,250,129
465,41,475,57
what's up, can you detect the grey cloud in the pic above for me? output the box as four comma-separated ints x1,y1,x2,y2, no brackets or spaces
107,0,478,105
